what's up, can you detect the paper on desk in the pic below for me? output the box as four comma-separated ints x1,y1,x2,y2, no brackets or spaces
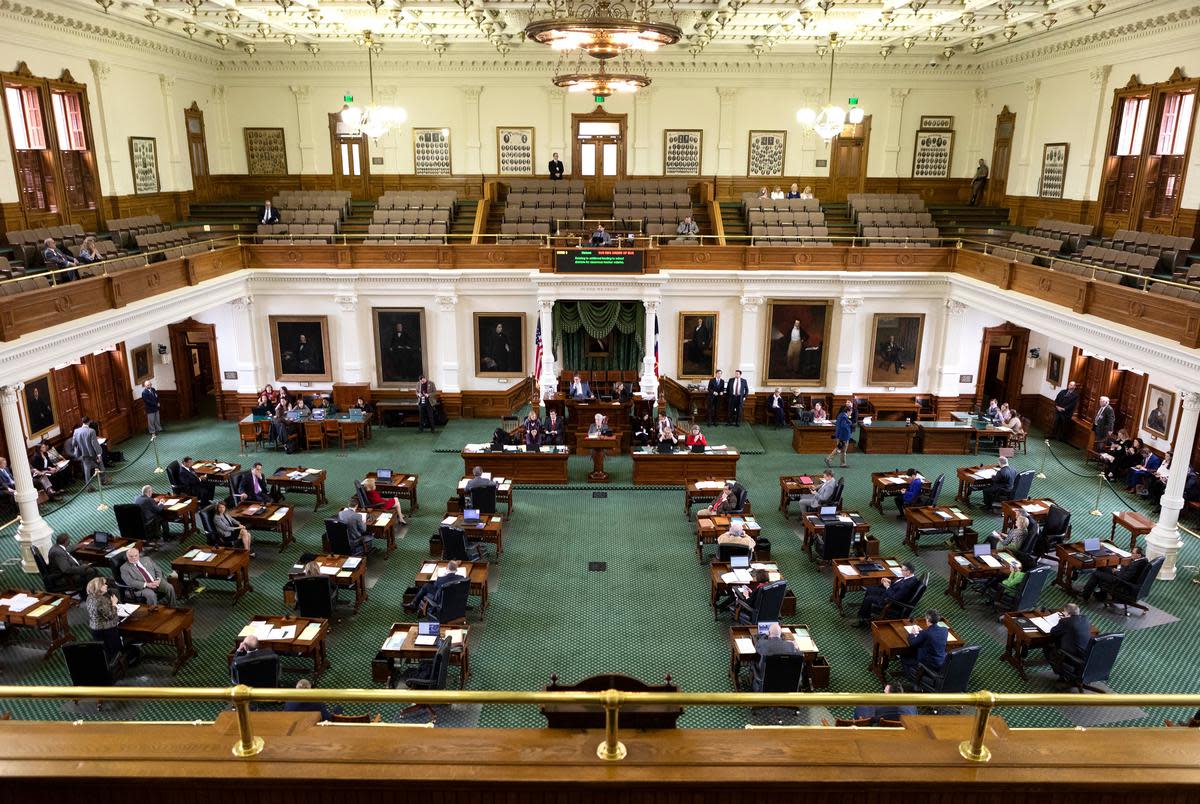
406,476,417,483
194,551,216,562
215,463,234,472
837,564,858,577
267,624,296,641
884,477,906,485
319,566,339,575
980,554,1002,569
951,508,968,520
116,603,140,618
750,563,777,571
163,498,180,506
414,634,438,646
287,471,304,480
936,510,952,520
291,564,304,571
376,513,392,526
735,637,756,654
420,563,437,575
445,629,465,645
182,549,200,560
298,622,322,641
792,631,818,653
237,622,261,638
343,557,362,569
972,468,997,480
303,468,321,476
435,566,469,578
1023,503,1048,514
336,570,352,579
105,544,133,559
891,568,905,577
743,517,759,528
767,572,782,582
955,556,971,566
252,621,274,640
905,624,922,636
382,632,406,651
441,515,457,526
491,516,501,523
169,502,189,512
27,604,54,618
269,508,289,521
1103,541,1132,558
3,594,39,613
1031,613,1061,634
499,483,512,492
480,472,492,480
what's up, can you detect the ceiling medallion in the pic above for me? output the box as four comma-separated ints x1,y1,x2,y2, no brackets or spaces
525,0,682,60
552,61,651,96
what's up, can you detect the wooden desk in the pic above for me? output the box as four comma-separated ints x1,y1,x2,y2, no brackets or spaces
241,411,371,445
71,535,140,566
0,589,75,658
563,397,634,453
379,623,470,687
460,448,570,484
1111,511,1154,552
726,625,828,691
190,460,241,488
235,615,330,677
801,512,875,560
268,466,328,511
944,550,1020,608
582,434,618,482
695,514,762,560
171,546,253,604
230,501,295,551
152,493,199,538
1000,498,1056,531
870,617,964,681
778,474,818,517
415,560,489,616
118,605,196,672
364,470,420,511
1001,608,1099,680
1053,542,1132,595
917,422,976,455
443,515,505,556
869,470,928,513
857,422,918,454
688,478,737,519
903,505,973,554
954,465,1000,505
456,476,514,521
791,423,838,453
358,509,398,554
829,557,905,614
871,400,922,421
631,448,739,487
287,554,368,612
708,561,793,619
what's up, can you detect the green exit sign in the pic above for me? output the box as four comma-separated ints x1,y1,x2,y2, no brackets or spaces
344,94,354,102
594,95,605,103
848,97,859,105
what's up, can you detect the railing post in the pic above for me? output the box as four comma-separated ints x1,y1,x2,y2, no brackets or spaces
958,691,995,762
596,689,627,761
230,684,265,757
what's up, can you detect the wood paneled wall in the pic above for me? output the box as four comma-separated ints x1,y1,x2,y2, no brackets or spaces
1004,194,1200,240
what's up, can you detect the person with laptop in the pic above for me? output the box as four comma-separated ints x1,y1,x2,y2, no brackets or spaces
717,519,756,552
855,562,918,627
893,468,923,518
360,477,408,525
982,455,1016,508
1044,603,1091,672
752,622,798,691
900,610,949,678
1080,546,1147,603
524,420,544,449
799,469,838,512
405,560,463,614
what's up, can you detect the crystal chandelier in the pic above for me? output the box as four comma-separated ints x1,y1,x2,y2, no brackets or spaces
795,34,863,143
339,32,407,139
525,0,682,60
552,61,651,96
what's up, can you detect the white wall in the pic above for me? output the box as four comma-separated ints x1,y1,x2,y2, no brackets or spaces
125,326,176,394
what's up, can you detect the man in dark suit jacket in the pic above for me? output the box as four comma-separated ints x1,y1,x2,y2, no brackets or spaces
71,418,104,490
752,622,798,691
465,466,496,495
548,153,564,180
236,463,272,504
1092,396,1116,445
1050,381,1079,440
405,560,464,613
47,532,98,592
853,683,918,724
1081,547,1148,602
543,410,564,446
141,380,162,435
856,562,919,626
567,374,591,401
901,609,949,677
337,505,373,556
283,678,340,721
177,456,215,506
258,200,280,225
133,484,167,540
230,636,279,684
41,237,80,281
1045,603,1091,671
727,370,749,426
706,370,725,426
982,456,1017,507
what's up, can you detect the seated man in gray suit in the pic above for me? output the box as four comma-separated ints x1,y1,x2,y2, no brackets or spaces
465,465,496,494
47,532,98,593
119,546,177,606
752,622,798,691
800,469,839,512
133,484,167,541
337,505,373,556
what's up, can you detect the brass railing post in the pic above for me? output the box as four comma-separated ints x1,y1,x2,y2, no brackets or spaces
230,684,264,758
958,691,995,762
596,689,627,761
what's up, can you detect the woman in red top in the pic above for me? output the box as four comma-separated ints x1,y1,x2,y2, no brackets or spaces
361,477,408,525
686,424,707,447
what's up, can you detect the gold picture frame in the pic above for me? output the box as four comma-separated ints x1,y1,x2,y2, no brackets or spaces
663,129,702,176
1046,352,1064,388
128,136,160,194
747,130,787,177
867,314,925,387
496,126,535,176
269,316,332,382
473,312,526,377
243,127,288,176
1039,142,1069,199
1142,384,1175,440
413,127,452,175
678,311,718,379
130,344,154,386
20,373,58,440
762,300,832,385
373,308,427,387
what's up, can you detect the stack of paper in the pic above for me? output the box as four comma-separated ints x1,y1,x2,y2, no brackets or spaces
116,603,140,618
791,630,818,653
414,633,438,646
420,563,437,575
837,565,858,577
444,629,465,645
936,510,952,520
215,462,234,472
980,554,1002,569
440,515,457,526
376,513,392,526
343,557,362,569
382,632,406,651
972,468,997,480
1031,613,1061,634
169,501,189,511
164,498,180,506
268,508,289,521
303,468,321,476
735,637,755,654
1103,541,1132,558
298,622,322,641
318,565,339,575
905,624,922,636
1023,503,1048,514
105,544,134,559
336,570,352,579
0,593,40,612
287,471,305,480
954,556,971,566
490,516,502,523
193,551,216,562
721,569,752,584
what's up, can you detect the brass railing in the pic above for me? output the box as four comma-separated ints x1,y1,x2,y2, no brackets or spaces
1,685,1198,763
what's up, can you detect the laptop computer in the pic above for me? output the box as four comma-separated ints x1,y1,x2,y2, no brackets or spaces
730,554,750,569
1083,537,1103,555
757,621,779,636
690,443,705,453
973,543,992,558
312,408,326,421
414,620,440,646
798,410,815,425
285,410,302,422
657,441,675,453
376,469,392,480
93,531,112,546
463,508,480,523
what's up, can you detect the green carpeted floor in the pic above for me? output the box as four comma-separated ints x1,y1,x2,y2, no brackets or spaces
1,414,1197,728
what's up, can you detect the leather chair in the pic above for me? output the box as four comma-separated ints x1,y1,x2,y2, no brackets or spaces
165,460,183,494
323,518,352,555
423,576,470,624
231,654,282,688
32,547,73,594
440,525,485,563
916,473,944,507
755,652,808,694
733,579,787,624
908,644,980,693
293,575,336,619
1105,556,1164,615
466,484,497,515
716,542,752,562
987,565,1052,613
63,641,122,694
814,521,854,565
1057,633,1125,693
1038,504,1073,555
395,638,452,719
876,577,928,620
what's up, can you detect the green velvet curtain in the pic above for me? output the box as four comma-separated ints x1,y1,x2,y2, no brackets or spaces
553,301,645,372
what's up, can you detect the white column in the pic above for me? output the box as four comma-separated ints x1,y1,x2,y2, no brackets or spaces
436,291,461,393
833,297,863,395
1080,65,1113,201
230,296,262,394
333,288,364,384
966,87,988,172
1015,80,1041,195
933,299,966,398
1145,390,1200,581
290,85,316,173
461,86,483,174
211,86,234,174
88,59,118,197
538,298,558,401
737,295,763,390
796,88,823,175
376,87,402,172
548,88,567,173
884,88,910,177
717,87,738,175
640,299,660,399
158,75,185,191
1,385,53,572
633,87,653,175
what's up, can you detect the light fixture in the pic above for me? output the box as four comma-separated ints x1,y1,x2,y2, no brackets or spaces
339,31,408,139
795,33,863,143
283,33,298,47
242,43,257,56
970,36,984,53
181,0,203,14
256,22,271,38
277,0,295,10
997,0,1014,17
525,0,682,61
226,10,242,26
909,0,927,12
216,33,230,48
552,61,651,96
878,8,894,27
1087,1,1105,16
902,35,916,50
941,45,955,60
816,0,835,13
928,24,944,40
306,42,321,56
1041,12,1057,30
366,0,386,10
879,44,893,59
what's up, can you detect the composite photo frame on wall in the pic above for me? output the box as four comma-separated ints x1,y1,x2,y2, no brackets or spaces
129,136,160,194
663,129,702,176
413,128,452,175
496,127,534,176
1039,142,1069,199
747,130,786,177
912,129,954,179
244,127,288,175
919,115,954,130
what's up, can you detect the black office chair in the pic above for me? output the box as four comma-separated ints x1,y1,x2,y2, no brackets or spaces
755,652,808,694
323,517,352,555
63,641,121,705
32,547,73,594
113,503,156,543
424,576,470,624
916,473,944,507
1009,470,1036,504
1057,633,1125,693
396,637,451,719
355,482,384,511
440,525,486,563
733,579,787,625
231,654,282,688
716,543,752,562
466,484,497,515
986,565,1052,613
831,477,845,507
1038,504,1073,556
198,504,221,547
1105,556,1164,615
165,460,183,494
814,521,854,565
728,484,749,514
876,577,928,621
108,552,139,604
908,644,981,694
293,575,336,619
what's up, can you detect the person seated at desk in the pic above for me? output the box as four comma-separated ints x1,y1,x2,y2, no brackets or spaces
996,402,1014,425
786,183,801,200
1044,602,1091,673
799,185,815,200
1081,546,1147,602
675,216,699,240
352,396,374,415
236,462,273,505
656,413,677,447
337,505,373,556
982,456,1016,508
231,635,277,684
612,381,633,403
309,393,332,414
718,519,756,551
49,532,99,593
901,610,949,678
292,397,312,417
212,501,254,554
284,678,342,722
590,224,613,246
32,442,69,495
1125,446,1161,492
177,456,216,506
465,466,496,495
717,567,769,613
855,562,918,627
686,425,707,448
567,374,592,400
522,409,541,435
988,512,1030,552
633,413,655,448
133,484,168,541
853,683,917,724
1007,414,1026,439
119,546,177,606
360,477,408,525
699,480,743,517
588,413,612,437
543,409,564,446
894,468,923,518
985,399,1001,420
767,389,787,427
524,421,544,449
251,393,272,416
810,401,828,423
405,560,463,614
799,469,838,512
752,622,798,691
289,560,337,611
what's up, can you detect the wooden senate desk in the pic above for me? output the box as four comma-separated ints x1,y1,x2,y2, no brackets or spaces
870,399,923,421
72,535,140,566
153,493,199,538
727,624,829,691
172,546,253,604
1111,510,1154,552
0,589,75,658
903,505,974,554
801,511,876,560
235,615,330,677
286,554,368,612
695,514,762,560
870,617,964,681
415,560,489,616
1000,498,1056,531
455,476,514,520
792,422,839,453
948,412,1016,453
1053,540,1134,595
562,397,634,453
955,464,1000,505
231,501,296,551
778,474,818,516
441,514,505,556
829,557,907,614
944,549,1022,608
857,421,918,454
708,561,794,619
917,421,978,455
378,623,470,687
687,478,739,519
1001,608,1099,680
268,466,328,511
631,446,740,487
870,470,929,513
363,470,420,511
191,459,241,489
460,446,570,484
241,410,372,445
355,509,400,554
118,604,196,672
582,434,618,482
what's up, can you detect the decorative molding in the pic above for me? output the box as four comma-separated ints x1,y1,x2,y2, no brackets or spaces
1182,391,1200,410
0,383,22,404
839,297,863,313
945,299,967,315
1089,64,1113,86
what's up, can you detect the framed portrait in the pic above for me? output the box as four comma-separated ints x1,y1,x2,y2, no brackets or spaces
678,312,718,379
920,115,954,130
269,316,331,382
912,130,954,179
496,127,534,176
413,128,451,175
474,313,526,378
20,374,57,440
1046,352,1064,388
747,130,786,177
131,344,153,386
664,129,702,176
867,314,925,387
585,333,612,357
129,136,160,194
373,308,426,386
1142,385,1175,440
763,301,832,385
244,127,288,176
1039,142,1069,199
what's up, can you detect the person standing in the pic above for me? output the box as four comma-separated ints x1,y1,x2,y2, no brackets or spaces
1092,395,1116,447
141,380,162,435
71,417,104,491
1051,381,1079,441
416,375,438,433
548,152,564,180
706,370,725,426
727,370,749,427
970,159,989,206
826,403,853,468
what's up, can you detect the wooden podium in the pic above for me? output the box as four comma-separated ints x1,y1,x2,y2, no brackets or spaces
582,434,618,483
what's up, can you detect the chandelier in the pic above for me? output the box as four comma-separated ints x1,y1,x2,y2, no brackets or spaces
796,34,863,143
338,31,407,139
525,0,682,60
553,61,651,96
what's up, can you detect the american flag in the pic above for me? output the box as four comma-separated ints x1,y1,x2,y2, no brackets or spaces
533,319,543,382
653,313,660,378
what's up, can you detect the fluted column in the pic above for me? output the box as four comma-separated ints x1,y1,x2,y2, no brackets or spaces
211,86,234,174
1080,65,1113,200
290,85,316,173
717,87,738,175
88,59,118,197
966,87,988,173
436,291,461,393
934,299,967,398
1015,80,1041,194
833,297,863,394
796,87,823,175
737,295,763,389
230,296,262,393
640,299,660,398
376,87,402,172
633,87,653,174
461,86,483,174
538,298,558,401
1,385,52,572
548,88,567,173
1145,390,1200,580
884,88,910,177
333,289,363,384
159,75,184,191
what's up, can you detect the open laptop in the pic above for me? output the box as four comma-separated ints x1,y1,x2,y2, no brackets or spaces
690,443,705,453
1082,537,1104,555
93,531,112,547
285,410,303,422
973,543,992,558
757,621,779,636
312,408,326,421
657,441,675,453
818,505,839,522
414,620,440,646
463,508,480,523
730,554,750,569
376,469,392,480
798,410,815,425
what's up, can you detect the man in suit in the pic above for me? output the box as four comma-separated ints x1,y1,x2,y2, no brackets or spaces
767,389,788,427
901,609,949,677
717,519,756,551
177,456,215,506
587,413,611,437
230,635,278,685
894,468,924,518
856,562,919,626
982,456,1017,508
0,457,15,509
482,322,515,373
752,622,798,692
1050,381,1079,441
969,159,989,206
211,501,254,553
590,224,613,246
119,546,177,606
548,152,564,180
337,505,373,556
258,200,280,225
727,369,749,426
1045,602,1091,672
133,484,167,541
1081,547,1148,602
568,374,591,401
41,237,80,281
47,532,98,593
236,463,272,504
405,560,463,613
284,679,340,721
543,409,564,446
800,469,838,512
1092,395,1116,446
71,417,104,491
706,370,725,426
853,683,917,724
141,380,162,435
826,403,854,468
416,375,438,433
465,466,496,496
699,480,743,517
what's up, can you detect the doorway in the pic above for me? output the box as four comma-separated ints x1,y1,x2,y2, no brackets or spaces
168,319,224,420
986,107,1015,207
827,116,871,202
184,102,211,202
572,108,627,201
328,113,371,198
975,323,1029,410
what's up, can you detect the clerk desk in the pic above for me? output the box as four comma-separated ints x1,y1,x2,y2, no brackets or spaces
631,447,740,486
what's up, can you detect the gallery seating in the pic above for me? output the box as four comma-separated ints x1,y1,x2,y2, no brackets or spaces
847,193,925,221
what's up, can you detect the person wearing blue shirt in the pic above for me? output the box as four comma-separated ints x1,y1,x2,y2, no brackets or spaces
825,403,853,468
895,468,923,517
901,609,949,678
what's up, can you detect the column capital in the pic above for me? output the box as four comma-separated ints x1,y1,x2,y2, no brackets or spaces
159,74,176,94
290,84,311,101
840,297,863,314
0,383,23,404
231,295,254,312
1088,64,1112,88
740,295,763,312
717,87,739,101
547,87,567,103
1181,390,1200,411
212,85,226,102
538,298,556,313
642,299,660,314
974,87,988,105
460,86,483,102
945,299,967,315
889,87,910,104
1023,79,1041,100
335,293,358,313
89,59,111,83
436,294,458,312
